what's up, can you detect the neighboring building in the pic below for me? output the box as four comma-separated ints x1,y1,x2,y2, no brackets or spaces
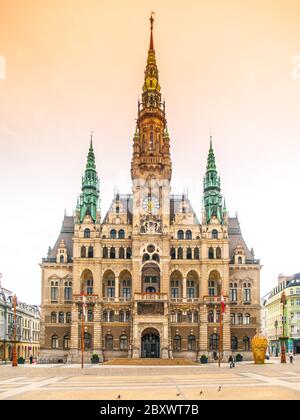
0,284,40,361
40,17,261,363
265,273,300,355
261,296,269,339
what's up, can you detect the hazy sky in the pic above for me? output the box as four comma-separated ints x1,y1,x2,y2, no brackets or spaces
0,0,299,304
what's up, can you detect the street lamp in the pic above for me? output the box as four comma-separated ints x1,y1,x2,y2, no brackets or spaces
274,320,278,357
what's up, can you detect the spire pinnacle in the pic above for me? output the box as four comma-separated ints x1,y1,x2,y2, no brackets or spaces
149,12,155,51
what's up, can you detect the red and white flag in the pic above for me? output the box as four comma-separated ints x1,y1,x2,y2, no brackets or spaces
221,293,225,314
82,293,87,319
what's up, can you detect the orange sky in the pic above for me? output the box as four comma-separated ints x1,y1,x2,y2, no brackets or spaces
0,0,300,303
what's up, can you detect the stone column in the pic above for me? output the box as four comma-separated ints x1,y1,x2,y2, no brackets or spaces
223,307,231,359
198,304,208,359
93,302,104,362
69,302,79,362
182,275,187,300
115,275,119,300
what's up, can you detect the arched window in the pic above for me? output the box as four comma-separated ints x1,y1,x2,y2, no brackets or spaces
186,247,192,260
119,311,125,322
119,247,125,259
243,336,250,351
216,247,221,259
208,247,214,259
244,314,251,325
87,279,93,295
177,230,184,240
63,335,70,350
230,313,236,325
110,229,117,239
110,247,116,259
188,335,196,351
51,335,59,349
51,281,59,302
170,247,176,259
60,255,64,263
143,253,150,262
238,313,243,325
193,311,199,323
126,311,131,322
103,311,108,322
173,335,181,351
208,311,214,323
105,334,113,350
238,256,243,264
103,247,108,258
118,229,125,239
176,311,182,323
208,280,216,297
84,229,91,238
59,312,64,323
209,334,219,350
212,229,218,239
186,230,192,240
51,312,57,323
187,311,193,323
109,310,115,322
120,335,128,350
177,247,183,259
126,248,132,259
66,312,71,323
81,246,86,258
194,247,200,259
88,246,94,258
152,253,160,262
231,336,238,350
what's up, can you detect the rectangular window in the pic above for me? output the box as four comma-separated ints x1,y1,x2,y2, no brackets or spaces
187,288,195,298
123,288,131,299
171,288,179,299
244,288,251,302
230,289,237,302
51,287,58,302
107,288,115,298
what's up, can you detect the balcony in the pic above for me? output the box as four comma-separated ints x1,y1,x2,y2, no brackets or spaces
135,292,168,302
102,297,131,303
170,298,200,303
203,296,229,305
73,294,98,304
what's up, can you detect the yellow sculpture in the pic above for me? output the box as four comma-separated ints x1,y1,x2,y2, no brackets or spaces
251,334,268,364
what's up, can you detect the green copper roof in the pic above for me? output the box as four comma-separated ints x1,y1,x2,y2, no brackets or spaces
77,134,100,223
203,137,224,224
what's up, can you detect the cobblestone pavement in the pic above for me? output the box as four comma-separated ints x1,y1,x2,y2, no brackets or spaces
0,358,299,400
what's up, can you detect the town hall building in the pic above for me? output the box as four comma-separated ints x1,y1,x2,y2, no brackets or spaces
40,17,261,363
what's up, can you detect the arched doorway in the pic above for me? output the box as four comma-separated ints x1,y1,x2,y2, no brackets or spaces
141,328,160,358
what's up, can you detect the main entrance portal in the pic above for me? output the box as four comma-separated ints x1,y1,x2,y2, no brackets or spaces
141,331,160,358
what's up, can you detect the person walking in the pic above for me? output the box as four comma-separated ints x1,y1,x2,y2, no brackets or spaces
228,354,235,368
29,355,33,365
289,353,294,364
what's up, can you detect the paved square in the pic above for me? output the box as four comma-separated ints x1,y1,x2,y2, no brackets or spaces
0,358,300,400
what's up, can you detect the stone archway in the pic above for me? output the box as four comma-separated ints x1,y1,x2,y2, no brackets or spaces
141,327,160,358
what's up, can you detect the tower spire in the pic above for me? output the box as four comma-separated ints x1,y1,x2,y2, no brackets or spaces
203,136,224,224
77,134,100,223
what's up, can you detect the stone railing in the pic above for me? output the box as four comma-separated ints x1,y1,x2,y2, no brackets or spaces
203,296,229,305
73,294,98,304
134,292,168,301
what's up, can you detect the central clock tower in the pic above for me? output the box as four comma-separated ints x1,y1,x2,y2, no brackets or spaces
131,15,172,234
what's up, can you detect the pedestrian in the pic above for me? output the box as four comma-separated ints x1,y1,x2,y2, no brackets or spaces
228,354,235,368
29,355,33,365
290,353,293,364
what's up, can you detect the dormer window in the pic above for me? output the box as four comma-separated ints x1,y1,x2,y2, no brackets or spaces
212,229,218,239
84,229,91,238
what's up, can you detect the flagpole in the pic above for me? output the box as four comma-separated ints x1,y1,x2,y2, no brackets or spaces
81,291,85,370
219,309,222,368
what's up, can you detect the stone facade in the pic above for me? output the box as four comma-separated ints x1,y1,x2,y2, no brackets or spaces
40,17,261,363
0,284,40,362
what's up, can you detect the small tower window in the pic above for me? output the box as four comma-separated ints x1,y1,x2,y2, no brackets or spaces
84,229,91,238
212,229,218,239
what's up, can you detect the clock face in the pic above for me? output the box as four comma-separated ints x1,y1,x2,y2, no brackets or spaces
142,196,160,215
